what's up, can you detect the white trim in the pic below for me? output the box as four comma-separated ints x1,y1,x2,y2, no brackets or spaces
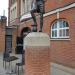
44,2,75,17
20,13,31,21
51,62,75,74
50,38,70,41
57,12,60,19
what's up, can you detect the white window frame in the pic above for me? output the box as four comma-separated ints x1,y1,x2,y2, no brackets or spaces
51,20,69,39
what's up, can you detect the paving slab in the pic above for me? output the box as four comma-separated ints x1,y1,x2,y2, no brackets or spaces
0,53,24,75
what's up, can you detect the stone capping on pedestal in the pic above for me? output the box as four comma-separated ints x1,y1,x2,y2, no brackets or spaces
23,32,50,48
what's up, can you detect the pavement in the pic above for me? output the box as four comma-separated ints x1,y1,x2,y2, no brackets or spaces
0,53,24,75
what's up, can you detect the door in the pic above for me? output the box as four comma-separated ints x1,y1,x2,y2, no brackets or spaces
5,35,12,52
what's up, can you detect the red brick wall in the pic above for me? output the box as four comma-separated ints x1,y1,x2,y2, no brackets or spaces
45,0,75,12
50,8,75,68
25,46,50,75
0,21,6,53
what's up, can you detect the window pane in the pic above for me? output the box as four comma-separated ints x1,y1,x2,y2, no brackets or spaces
66,22,69,27
52,25,54,29
52,30,57,37
52,31,54,37
59,30,62,36
54,22,57,28
52,24,57,29
63,21,69,28
66,29,69,36
59,20,63,28
63,21,66,27
55,30,57,37
63,29,66,36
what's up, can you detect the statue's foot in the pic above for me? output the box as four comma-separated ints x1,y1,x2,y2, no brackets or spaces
39,30,42,32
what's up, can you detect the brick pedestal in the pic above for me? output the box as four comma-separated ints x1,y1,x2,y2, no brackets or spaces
24,32,50,75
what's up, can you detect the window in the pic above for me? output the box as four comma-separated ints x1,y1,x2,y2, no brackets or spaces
51,20,69,39
25,0,32,13
10,6,17,21
11,0,16,5
21,0,32,15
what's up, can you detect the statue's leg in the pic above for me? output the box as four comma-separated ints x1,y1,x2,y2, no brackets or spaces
38,1,44,32
39,13,43,32
31,10,37,32
31,11,37,25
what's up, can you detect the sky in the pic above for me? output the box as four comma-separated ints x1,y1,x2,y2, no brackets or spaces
0,0,8,17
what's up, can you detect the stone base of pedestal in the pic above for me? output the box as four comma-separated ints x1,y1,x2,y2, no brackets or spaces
24,32,50,75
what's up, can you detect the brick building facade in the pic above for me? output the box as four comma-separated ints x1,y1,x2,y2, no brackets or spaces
8,0,75,75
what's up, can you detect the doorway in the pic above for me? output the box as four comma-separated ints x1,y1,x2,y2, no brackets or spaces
15,27,31,54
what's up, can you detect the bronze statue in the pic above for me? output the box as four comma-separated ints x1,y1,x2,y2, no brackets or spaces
31,0,46,32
